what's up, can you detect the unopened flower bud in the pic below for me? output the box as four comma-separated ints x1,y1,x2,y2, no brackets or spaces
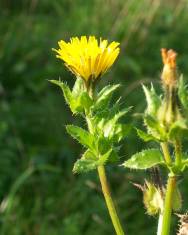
161,48,178,88
157,48,183,130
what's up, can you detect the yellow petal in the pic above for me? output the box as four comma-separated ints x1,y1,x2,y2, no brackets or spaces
53,36,120,81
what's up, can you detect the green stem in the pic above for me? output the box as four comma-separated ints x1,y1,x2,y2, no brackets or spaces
161,176,176,235
174,139,182,167
85,112,126,235
98,165,125,235
160,142,172,165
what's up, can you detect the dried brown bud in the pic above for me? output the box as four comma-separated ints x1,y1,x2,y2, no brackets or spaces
161,48,178,87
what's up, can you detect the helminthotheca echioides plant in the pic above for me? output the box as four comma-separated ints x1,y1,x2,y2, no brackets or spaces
50,36,188,235
50,36,131,235
123,48,188,235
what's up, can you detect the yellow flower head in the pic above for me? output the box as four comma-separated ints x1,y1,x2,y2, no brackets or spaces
53,36,120,82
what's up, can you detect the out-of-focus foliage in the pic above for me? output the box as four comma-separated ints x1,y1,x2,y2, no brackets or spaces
0,0,188,234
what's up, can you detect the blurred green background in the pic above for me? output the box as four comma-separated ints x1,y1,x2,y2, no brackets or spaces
1,0,188,234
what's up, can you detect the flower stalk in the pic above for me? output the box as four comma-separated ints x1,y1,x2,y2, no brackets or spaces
98,165,125,235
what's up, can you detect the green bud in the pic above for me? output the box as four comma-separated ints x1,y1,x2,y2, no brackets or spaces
157,85,184,136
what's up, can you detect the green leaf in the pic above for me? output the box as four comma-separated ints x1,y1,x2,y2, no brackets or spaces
49,79,93,114
136,128,158,142
49,79,72,106
112,107,130,122
97,136,114,157
97,137,119,162
95,107,130,141
123,149,164,170
98,149,113,165
66,125,95,151
111,124,131,142
143,84,161,117
73,149,112,173
94,84,120,110
144,115,160,130
73,159,98,173
144,115,166,140
103,109,130,136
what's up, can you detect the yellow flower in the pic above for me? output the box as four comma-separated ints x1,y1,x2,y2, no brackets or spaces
53,36,120,82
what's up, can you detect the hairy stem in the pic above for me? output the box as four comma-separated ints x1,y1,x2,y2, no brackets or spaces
161,176,176,235
98,165,125,235
161,142,172,165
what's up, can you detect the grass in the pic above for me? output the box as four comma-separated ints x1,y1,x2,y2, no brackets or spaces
0,0,188,234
